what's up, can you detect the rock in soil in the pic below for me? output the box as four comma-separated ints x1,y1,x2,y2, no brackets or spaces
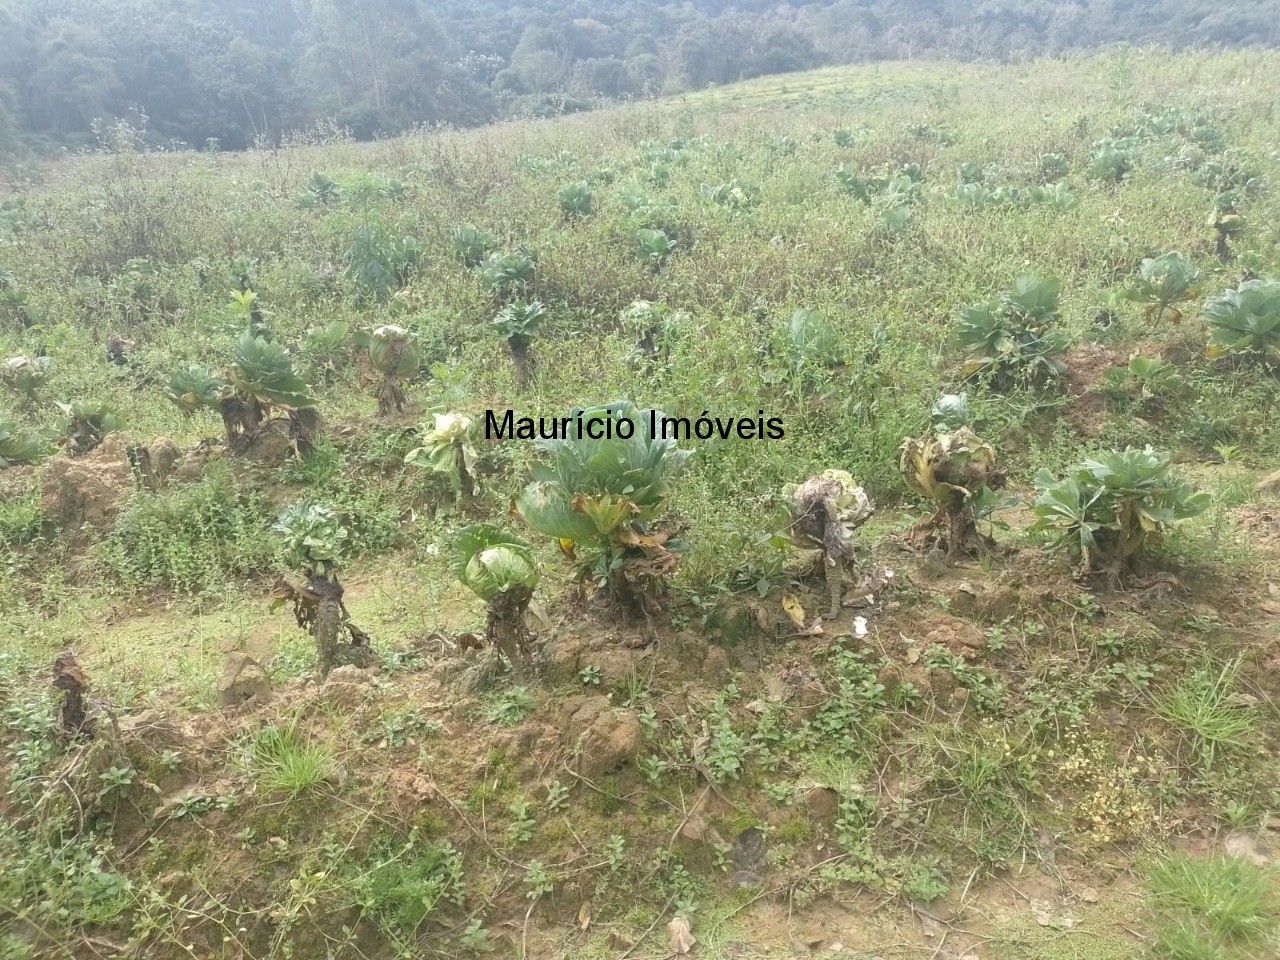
216,652,271,709
564,696,642,778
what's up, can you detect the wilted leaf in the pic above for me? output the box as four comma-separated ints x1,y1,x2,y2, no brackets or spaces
667,916,696,955
1030,899,1080,930
576,900,592,931
780,594,805,628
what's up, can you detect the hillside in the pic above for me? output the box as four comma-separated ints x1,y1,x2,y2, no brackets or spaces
3,50,1280,960
4,0,1280,155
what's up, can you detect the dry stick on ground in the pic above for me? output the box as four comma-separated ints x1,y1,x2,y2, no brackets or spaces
615,892,677,960
521,900,537,960
558,759,646,804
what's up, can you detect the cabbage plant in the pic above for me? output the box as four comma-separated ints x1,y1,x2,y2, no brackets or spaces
787,470,875,619
405,413,479,499
621,300,689,372
1204,279,1280,359
1127,354,1180,399
634,229,676,270
166,363,228,414
1209,195,1245,262
515,400,692,613
1086,139,1135,182
356,324,419,415
271,501,373,676
785,309,841,369
452,225,499,267
1125,252,1201,324
224,332,319,455
899,424,1006,560
700,179,761,211
931,393,970,431
0,419,53,468
835,166,871,201
3,355,51,403
453,524,540,664
956,275,1070,389
57,401,123,455
492,301,545,388
557,182,593,218
1037,153,1070,181
1030,447,1209,584
481,251,536,297
1027,183,1078,209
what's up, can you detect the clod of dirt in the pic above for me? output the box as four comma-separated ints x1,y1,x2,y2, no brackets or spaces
705,598,778,645
877,663,904,692
678,815,722,843
318,664,377,710
118,709,186,755
235,419,299,464
1222,831,1271,865
216,652,272,709
41,434,136,534
148,437,182,484
40,434,187,535
945,582,1024,623
731,827,766,871
1255,468,1280,497
917,615,986,660
564,696,642,778
174,443,225,483
803,786,840,820
0,463,37,504
702,645,731,682
542,626,726,686
667,916,696,955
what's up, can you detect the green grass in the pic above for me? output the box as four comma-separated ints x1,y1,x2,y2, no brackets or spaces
1147,853,1280,958
249,725,337,798
1156,658,1259,770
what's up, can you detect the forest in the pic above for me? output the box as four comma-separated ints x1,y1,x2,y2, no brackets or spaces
1,0,1279,157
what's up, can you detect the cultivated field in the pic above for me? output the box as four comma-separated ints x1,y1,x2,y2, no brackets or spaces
3,49,1280,959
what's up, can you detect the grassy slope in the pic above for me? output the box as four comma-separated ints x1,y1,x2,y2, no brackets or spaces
2,49,1280,959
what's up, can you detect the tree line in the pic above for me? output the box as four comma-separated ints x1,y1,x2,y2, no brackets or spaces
1,0,1276,157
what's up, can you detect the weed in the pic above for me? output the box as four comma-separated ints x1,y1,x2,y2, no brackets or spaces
546,780,570,812
523,860,553,900
484,687,536,726
506,799,536,844
249,725,337,798
1157,659,1258,770
1147,853,1280,957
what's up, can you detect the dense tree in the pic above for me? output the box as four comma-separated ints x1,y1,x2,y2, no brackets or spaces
0,0,1277,160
